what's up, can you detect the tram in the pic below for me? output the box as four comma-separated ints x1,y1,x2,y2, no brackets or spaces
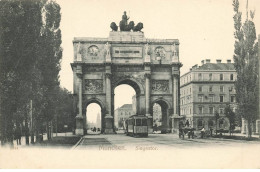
125,115,148,137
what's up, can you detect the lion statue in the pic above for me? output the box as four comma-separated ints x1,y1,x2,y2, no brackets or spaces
110,22,118,31
133,22,143,32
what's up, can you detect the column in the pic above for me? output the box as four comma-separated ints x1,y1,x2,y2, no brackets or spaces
105,73,112,117
172,74,178,115
75,64,84,135
145,73,151,115
78,75,82,116
104,72,113,134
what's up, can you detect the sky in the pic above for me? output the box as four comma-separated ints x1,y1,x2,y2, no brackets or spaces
55,0,260,122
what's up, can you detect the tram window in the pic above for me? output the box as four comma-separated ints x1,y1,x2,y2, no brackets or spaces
142,119,147,126
136,119,142,126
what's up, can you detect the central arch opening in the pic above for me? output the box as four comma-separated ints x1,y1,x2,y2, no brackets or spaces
113,79,142,133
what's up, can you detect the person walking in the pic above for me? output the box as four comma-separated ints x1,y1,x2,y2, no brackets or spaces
201,127,205,138
14,126,21,145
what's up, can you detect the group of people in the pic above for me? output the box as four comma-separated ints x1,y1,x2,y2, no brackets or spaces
90,127,100,132
179,120,214,139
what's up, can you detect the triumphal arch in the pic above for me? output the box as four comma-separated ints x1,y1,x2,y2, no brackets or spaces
71,13,182,135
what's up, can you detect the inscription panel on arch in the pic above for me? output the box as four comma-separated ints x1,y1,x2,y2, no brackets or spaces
85,79,103,93
112,47,143,58
151,80,169,93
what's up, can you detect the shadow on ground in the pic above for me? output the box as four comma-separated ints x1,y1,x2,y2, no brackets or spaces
33,136,81,148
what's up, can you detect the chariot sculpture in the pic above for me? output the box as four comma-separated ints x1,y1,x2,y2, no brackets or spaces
110,11,143,32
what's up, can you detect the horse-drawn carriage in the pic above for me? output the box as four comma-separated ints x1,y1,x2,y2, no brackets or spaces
179,127,195,139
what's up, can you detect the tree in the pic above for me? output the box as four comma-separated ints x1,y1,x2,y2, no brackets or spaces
233,0,259,138
0,0,45,145
0,0,62,145
224,104,236,136
214,110,220,135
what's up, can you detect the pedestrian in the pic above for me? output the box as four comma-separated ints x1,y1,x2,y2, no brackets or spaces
185,120,189,127
201,127,205,138
14,126,21,145
210,127,213,137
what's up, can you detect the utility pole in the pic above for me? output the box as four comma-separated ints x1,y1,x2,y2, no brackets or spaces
30,100,34,143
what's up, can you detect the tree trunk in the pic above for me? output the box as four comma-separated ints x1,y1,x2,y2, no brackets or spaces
215,119,218,135
230,122,232,136
248,119,252,139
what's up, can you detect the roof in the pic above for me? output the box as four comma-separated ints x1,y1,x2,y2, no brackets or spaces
194,63,235,71
119,104,132,109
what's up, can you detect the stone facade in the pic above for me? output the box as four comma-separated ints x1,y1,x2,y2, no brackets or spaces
71,31,182,135
180,59,237,132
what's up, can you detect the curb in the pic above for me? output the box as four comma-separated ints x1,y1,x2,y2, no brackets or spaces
71,137,83,150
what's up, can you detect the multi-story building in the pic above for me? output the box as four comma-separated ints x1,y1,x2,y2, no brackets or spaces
180,59,237,131
114,104,135,129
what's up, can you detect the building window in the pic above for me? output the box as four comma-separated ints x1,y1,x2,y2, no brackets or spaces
199,86,202,92
220,95,224,102
220,74,223,81
209,86,213,92
198,107,203,114
220,86,224,92
219,108,224,114
231,96,235,103
209,107,214,114
209,95,214,102
190,108,191,114
198,95,203,102
209,73,212,80
190,87,192,93
230,74,234,80
198,73,202,80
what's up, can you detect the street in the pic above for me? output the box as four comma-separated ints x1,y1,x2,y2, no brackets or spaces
74,133,260,150
2,133,260,168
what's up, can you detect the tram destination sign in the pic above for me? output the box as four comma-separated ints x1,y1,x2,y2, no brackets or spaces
112,47,143,58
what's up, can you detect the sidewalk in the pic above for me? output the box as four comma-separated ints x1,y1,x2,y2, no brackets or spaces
12,132,75,148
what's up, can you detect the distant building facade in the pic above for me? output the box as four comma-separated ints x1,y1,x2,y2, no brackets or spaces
114,104,135,129
180,59,237,131
153,103,162,127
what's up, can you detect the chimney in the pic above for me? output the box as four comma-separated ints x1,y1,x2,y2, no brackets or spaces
227,59,231,63
201,60,204,65
216,59,222,63
205,59,211,63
